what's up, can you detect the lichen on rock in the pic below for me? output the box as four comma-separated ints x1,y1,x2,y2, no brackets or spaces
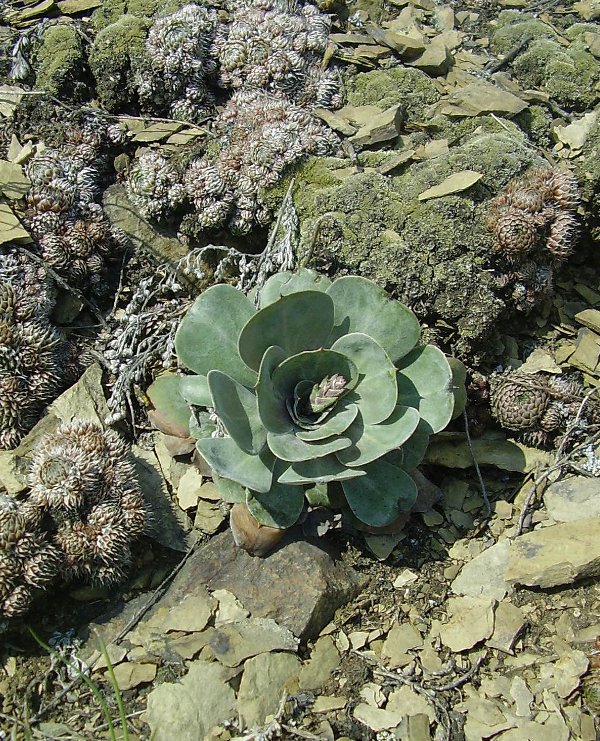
490,12,600,112
33,24,87,99
88,15,152,112
344,67,440,122
265,121,557,358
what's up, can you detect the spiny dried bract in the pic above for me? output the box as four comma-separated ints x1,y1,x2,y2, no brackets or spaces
0,493,62,618
137,3,220,124
214,0,341,107
126,150,186,221
184,90,341,234
0,255,72,450
36,209,121,290
27,421,145,586
487,168,580,262
490,369,597,447
22,126,128,292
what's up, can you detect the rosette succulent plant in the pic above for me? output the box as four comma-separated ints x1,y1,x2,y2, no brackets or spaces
148,269,464,551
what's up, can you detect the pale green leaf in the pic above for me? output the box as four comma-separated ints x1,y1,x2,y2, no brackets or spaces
337,405,420,467
256,345,291,434
246,473,305,529
258,268,332,308
180,374,212,407
296,402,358,440
331,333,397,425
342,460,417,527
238,291,335,371
326,276,420,364
208,370,266,455
267,429,351,463
396,345,454,434
196,438,274,493
175,284,257,386
278,456,366,485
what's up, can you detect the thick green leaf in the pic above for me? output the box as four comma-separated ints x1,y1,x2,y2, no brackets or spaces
175,284,257,386
258,268,332,308
326,276,420,363
246,474,305,529
146,373,192,438
272,349,359,401
197,437,274,493
296,402,358,441
238,291,335,371
396,345,454,434
213,472,247,503
256,345,292,434
180,374,212,407
342,460,417,527
278,456,366,485
331,333,397,425
267,430,351,463
208,370,266,455
289,380,328,429
385,420,431,471
337,405,420,467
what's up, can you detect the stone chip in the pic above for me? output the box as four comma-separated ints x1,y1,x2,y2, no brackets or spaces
505,519,600,588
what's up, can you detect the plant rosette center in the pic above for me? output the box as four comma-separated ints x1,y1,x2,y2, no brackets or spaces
147,269,465,543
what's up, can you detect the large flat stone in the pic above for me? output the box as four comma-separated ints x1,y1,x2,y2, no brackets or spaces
505,519,600,588
165,531,365,640
544,476,600,522
451,540,511,600
237,652,301,729
146,660,237,741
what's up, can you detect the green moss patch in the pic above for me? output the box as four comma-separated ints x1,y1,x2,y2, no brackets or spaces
89,15,151,111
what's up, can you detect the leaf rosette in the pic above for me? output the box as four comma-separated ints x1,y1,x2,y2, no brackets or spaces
148,269,464,532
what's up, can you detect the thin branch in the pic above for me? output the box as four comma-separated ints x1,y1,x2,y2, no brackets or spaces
484,34,532,73
516,400,600,536
463,409,491,518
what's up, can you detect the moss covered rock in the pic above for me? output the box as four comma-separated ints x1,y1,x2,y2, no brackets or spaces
265,122,549,359
33,24,86,99
89,15,151,111
345,67,440,123
490,11,600,111
91,0,192,31
512,39,600,112
514,105,553,148
573,114,600,241
490,11,559,54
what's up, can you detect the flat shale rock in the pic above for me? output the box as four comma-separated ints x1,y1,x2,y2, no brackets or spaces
543,475,600,522
451,540,511,600
166,531,365,639
505,518,600,588
145,660,237,741
237,652,301,729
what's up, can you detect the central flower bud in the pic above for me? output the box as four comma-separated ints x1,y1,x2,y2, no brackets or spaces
306,374,347,415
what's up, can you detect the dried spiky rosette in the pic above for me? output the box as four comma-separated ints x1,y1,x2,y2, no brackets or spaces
213,0,341,107
0,252,74,449
487,167,580,263
136,3,220,124
490,369,600,448
0,493,62,618
26,420,146,586
125,150,186,221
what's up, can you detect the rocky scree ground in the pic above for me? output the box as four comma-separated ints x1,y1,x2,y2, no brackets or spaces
0,0,600,740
